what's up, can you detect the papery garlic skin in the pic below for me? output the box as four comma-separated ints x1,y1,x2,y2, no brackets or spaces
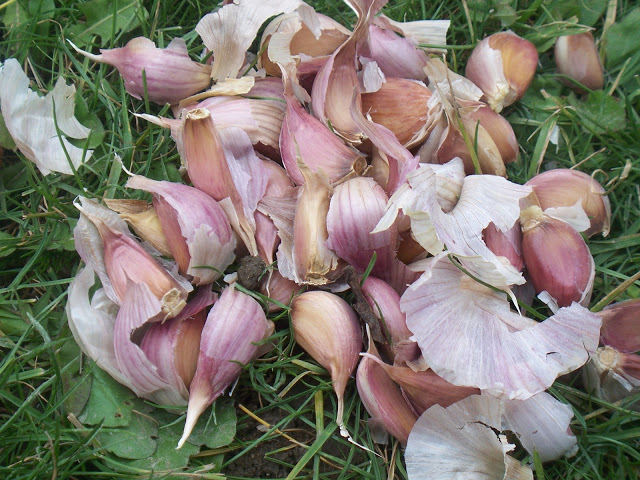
0,59,93,175
555,32,604,92
178,286,273,448
465,31,538,112
126,175,236,285
74,197,190,319
71,37,212,105
526,169,611,237
291,291,361,435
520,205,594,307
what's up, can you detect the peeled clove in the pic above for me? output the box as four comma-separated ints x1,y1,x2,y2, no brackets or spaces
555,32,604,92
178,286,274,448
291,291,362,436
356,337,417,444
103,199,172,257
526,169,611,237
360,78,432,148
520,205,594,307
465,31,538,112
71,37,212,105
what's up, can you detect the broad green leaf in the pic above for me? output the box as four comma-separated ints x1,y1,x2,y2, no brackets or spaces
604,8,640,69
78,366,135,427
96,410,158,459
122,424,200,472
579,0,608,27
67,0,148,47
185,398,237,449
574,91,626,135
57,336,93,417
0,112,16,150
3,0,54,28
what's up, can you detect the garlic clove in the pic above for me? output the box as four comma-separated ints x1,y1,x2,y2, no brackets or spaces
462,100,519,164
525,168,611,237
280,72,366,185
520,205,595,307
599,298,640,353
555,32,604,92
356,337,417,445
465,31,538,112
103,199,173,257
259,270,300,312
290,166,343,285
291,291,362,436
583,346,640,405
360,78,432,148
140,288,216,391
126,175,236,285
182,109,268,256
361,276,414,362
483,221,524,272
326,177,397,281
113,281,188,406
71,37,211,105
178,286,273,448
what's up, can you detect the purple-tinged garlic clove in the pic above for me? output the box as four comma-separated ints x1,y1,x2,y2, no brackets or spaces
71,37,211,105
520,205,594,307
356,337,417,445
599,298,640,353
526,168,611,237
291,291,361,436
465,31,538,112
483,221,524,272
178,286,273,448
555,32,604,92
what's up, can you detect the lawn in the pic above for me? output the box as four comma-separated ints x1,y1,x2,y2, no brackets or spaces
1,0,639,479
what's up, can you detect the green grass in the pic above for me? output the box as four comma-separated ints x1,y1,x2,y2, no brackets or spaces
1,0,639,479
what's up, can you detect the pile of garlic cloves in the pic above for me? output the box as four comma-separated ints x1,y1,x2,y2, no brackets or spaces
60,0,627,476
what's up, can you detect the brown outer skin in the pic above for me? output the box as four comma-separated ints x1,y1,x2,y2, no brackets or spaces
555,32,604,92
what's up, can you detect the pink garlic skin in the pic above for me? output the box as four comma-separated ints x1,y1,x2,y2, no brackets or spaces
255,160,295,265
279,89,365,185
84,37,212,105
364,25,428,80
483,222,524,272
